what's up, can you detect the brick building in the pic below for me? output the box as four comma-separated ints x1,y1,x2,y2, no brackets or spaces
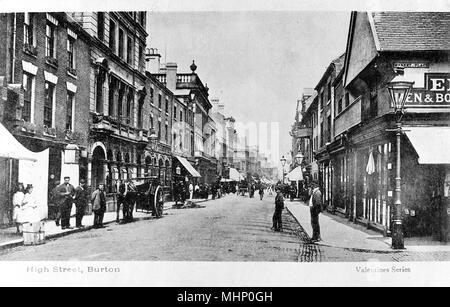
68,12,148,210
0,12,91,223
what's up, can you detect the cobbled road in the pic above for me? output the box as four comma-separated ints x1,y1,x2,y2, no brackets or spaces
1,194,448,261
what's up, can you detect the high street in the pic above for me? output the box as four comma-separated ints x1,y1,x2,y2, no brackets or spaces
1,195,449,262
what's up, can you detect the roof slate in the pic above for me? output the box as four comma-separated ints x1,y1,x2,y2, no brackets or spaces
371,12,450,51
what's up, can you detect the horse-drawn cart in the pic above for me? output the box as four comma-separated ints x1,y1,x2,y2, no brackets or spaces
131,177,164,218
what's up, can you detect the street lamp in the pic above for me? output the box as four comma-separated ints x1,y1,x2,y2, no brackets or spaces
280,155,287,184
387,80,414,250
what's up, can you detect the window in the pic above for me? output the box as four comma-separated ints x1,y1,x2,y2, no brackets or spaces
118,85,124,119
139,12,145,25
67,37,75,69
138,45,143,71
118,28,124,59
44,82,54,127
149,87,154,104
108,78,116,116
109,20,116,52
96,75,104,113
337,98,343,114
327,82,331,103
327,115,331,143
165,97,169,114
23,13,34,47
22,73,33,122
127,36,133,64
320,91,324,110
66,91,74,131
165,123,168,142
150,115,154,128
345,92,350,108
174,105,177,120
158,94,162,109
370,92,378,119
180,110,183,122
320,121,324,147
126,89,133,124
158,121,161,139
97,12,104,41
45,23,56,58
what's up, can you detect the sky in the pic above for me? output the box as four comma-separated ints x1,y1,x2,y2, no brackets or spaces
147,10,351,164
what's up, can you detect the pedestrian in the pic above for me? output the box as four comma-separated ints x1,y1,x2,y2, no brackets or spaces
189,181,194,200
116,179,128,223
125,179,137,222
91,183,107,228
51,180,61,226
194,183,200,198
73,179,89,228
309,181,323,242
21,184,40,224
272,187,284,231
259,184,265,201
55,176,75,229
12,182,25,234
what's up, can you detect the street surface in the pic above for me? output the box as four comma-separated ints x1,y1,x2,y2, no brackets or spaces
1,194,449,261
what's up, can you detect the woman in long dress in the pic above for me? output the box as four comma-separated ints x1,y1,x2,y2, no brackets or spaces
12,182,25,234
22,184,40,224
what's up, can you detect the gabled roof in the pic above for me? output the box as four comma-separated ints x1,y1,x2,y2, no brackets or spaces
370,12,450,52
314,53,346,90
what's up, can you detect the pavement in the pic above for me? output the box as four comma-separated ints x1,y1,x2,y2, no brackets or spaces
285,200,450,253
0,197,211,250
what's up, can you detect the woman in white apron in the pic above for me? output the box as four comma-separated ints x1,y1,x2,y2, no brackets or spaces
22,184,40,224
12,182,25,234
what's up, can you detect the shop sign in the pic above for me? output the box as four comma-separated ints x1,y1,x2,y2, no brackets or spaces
393,62,429,69
404,73,450,107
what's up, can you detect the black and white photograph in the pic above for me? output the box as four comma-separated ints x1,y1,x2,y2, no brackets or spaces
0,0,449,288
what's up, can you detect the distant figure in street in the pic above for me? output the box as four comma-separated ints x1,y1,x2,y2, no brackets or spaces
189,181,194,200
73,179,89,228
259,185,265,201
309,181,323,242
272,187,284,231
50,180,61,225
55,176,75,229
125,179,137,223
12,182,25,234
91,183,107,228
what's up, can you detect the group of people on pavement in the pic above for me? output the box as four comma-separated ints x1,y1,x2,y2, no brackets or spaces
12,183,38,234
272,181,323,243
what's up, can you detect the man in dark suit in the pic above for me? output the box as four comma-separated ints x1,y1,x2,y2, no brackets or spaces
55,176,75,229
92,183,107,228
272,187,284,231
309,181,323,242
116,179,128,223
73,179,89,228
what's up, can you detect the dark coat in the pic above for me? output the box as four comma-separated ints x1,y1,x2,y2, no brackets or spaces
54,183,75,205
74,186,89,206
310,188,323,215
275,192,284,210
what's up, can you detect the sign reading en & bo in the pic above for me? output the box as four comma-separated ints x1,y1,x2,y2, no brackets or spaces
400,73,450,107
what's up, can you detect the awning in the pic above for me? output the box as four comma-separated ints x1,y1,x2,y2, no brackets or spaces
229,168,244,181
286,166,304,181
175,156,201,177
404,126,450,164
0,122,37,161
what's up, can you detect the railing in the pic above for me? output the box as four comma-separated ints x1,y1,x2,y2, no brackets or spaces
154,74,166,84
176,74,193,83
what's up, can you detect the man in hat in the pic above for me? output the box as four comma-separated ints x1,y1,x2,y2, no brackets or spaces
309,181,323,242
91,183,107,228
272,186,284,231
73,179,89,228
54,176,75,229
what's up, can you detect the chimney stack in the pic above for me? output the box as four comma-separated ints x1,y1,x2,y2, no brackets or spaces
165,62,178,91
145,48,161,73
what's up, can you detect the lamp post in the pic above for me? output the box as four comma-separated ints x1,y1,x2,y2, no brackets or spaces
280,155,287,184
148,128,158,177
387,80,414,250
294,152,304,197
